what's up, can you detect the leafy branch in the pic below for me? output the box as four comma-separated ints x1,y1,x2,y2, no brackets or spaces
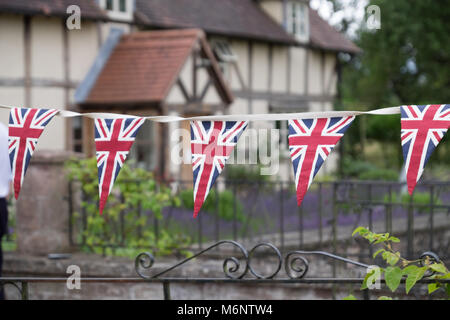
351,227,450,298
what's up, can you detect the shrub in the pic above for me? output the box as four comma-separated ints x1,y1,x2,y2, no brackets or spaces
342,157,398,181
179,188,246,222
225,165,270,183
383,191,442,213
65,157,190,258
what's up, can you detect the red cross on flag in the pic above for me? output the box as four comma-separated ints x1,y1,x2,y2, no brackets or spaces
191,121,248,217
288,117,355,207
401,104,450,194
8,107,58,199
95,117,145,214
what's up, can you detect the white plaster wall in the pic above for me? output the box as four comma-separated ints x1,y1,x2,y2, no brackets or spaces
166,85,185,105
0,87,25,125
229,98,249,115
197,65,222,105
252,43,269,92
229,40,248,90
290,47,306,95
0,14,24,78
166,55,192,104
308,50,322,95
259,1,283,25
68,22,99,82
272,45,288,93
31,88,66,150
325,53,337,96
31,17,64,80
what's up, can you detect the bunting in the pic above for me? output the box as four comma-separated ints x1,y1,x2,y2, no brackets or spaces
95,117,145,214
2,104,450,218
288,116,355,207
401,104,450,194
8,107,58,199
191,121,248,217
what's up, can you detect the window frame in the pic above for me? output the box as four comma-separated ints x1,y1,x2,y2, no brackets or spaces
286,1,310,42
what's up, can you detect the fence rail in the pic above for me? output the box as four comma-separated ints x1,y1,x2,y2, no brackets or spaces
67,179,450,262
1,240,449,300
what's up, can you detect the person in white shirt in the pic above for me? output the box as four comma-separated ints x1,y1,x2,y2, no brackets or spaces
0,122,11,300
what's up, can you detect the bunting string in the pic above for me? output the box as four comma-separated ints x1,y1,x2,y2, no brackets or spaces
0,104,402,122
2,103,449,218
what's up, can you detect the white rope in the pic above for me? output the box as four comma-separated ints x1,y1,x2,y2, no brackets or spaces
0,104,402,122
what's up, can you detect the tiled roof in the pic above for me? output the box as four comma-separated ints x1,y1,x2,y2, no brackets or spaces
309,8,360,53
85,29,233,106
135,0,296,45
0,0,107,20
0,0,359,53
135,0,360,53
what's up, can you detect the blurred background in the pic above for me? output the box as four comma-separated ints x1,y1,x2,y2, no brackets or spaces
0,0,448,300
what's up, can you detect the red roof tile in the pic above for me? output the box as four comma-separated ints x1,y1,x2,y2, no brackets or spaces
0,0,107,20
309,8,360,54
85,29,233,106
135,0,296,45
135,0,359,53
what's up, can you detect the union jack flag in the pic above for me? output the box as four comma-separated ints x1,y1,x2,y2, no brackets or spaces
191,121,248,217
288,116,354,206
95,117,145,214
8,107,58,199
401,104,450,194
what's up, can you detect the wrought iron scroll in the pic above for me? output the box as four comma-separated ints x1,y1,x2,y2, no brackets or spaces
136,241,442,280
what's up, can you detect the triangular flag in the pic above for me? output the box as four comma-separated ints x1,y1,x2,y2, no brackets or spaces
191,121,248,217
288,116,355,206
95,117,145,214
401,104,450,195
8,107,58,199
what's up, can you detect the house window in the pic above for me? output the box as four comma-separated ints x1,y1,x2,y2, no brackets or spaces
212,41,237,63
106,0,114,11
72,117,83,153
119,0,126,12
286,1,309,42
101,0,133,22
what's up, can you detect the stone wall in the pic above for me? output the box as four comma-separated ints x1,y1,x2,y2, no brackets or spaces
15,150,82,255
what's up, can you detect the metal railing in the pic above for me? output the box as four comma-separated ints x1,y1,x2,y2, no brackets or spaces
1,241,449,300
67,179,450,263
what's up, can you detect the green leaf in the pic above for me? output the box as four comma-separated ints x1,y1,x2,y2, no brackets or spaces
352,227,367,237
385,266,403,292
383,251,400,266
428,283,441,294
388,236,400,243
405,266,427,294
378,296,393,300
429,263,447,274
373,249,385,258
343,294,357,300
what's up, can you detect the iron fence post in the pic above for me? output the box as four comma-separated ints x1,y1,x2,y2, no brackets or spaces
280,181,284,251
407,192,414,259
68,181,73,246
386,184,393,234
233,182,237,242
163,281,171,300
429,185,434,250
332,182,338,300
21,281,29,300
318,183,323,246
